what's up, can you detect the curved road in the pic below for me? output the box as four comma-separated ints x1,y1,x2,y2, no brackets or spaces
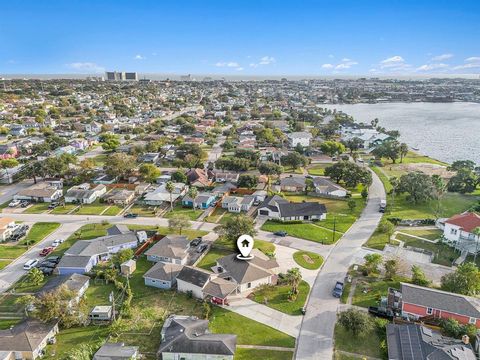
295,169,385,360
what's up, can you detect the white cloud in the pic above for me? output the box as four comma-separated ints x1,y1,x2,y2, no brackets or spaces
215,61,241,68
67,62,105,73
322,58,358,71
321,63,334,69
416,63,449,71
380,55,405,68
259,56,275,65
134,54,146,60
465,57,480,63
431,53,453,61
235,67,244,71
453,57,480,70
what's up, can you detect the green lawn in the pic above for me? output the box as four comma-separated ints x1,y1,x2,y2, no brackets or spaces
75,199,114,215
91,154,108,166
261,221,342,244
0,245,27,259
254,239,276,255
400,228,442,240
364,223,390,250
24,203,50,214
164,203,203,221
197,247,234,271
128,204,157,217
0,259,12,270
235,349,293,360
252,281,310,315
205,207,227,223
334,322,383,359
51,204,78,214
19,222,61,246
293,251,323,270
352,276,404,308
307,164,328,176
102,205,123,216
401,151,448,166
0,319,21,330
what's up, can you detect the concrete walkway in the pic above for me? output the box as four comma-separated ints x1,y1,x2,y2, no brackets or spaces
225,297,302,338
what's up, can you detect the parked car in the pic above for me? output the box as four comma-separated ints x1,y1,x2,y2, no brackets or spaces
273,231,288,237
38,260,56,269
48,202,59,210
23,259,39,270
123,213,138,218
191,237,202,247
38,266,54,276
39,247,54,257
211,296,229,306
20,201,29,208
379,199,387,213
52,239,64,247
8,200,21,207
196,244,208,253
332,281,344,298
45,255,61,264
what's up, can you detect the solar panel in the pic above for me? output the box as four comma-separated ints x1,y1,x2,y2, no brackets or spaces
399,325,424,360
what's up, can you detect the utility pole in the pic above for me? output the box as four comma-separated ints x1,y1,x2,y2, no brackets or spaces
332,216,336,243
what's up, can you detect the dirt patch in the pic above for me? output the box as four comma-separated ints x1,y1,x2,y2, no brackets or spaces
302,254,314,264
395,163,455,178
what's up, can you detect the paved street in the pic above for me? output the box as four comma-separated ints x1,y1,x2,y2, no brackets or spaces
295,169,386,360
0,180,33,205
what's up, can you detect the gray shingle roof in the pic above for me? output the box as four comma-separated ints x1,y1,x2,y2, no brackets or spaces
93,342,139,360
217,249,276,284
143,262,183,282
0,319,57,353
176,266,211,288
277,202,326,218
37,273,89,296
401,283,480,319
57,255,92,268
158,315,236,356
145,235,189,260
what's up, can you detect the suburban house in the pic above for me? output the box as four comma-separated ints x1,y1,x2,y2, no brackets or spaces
212,182,237,197
14,181,63,203
103,188,135,206
181,192,216,209
93,342,139,360
158,315,236,360
186,168,213,188
145,235,190,265
64,183,107,204
280,176,306,192
257,195,327,221
143,182,187,206
0,319,59,360
213,170,240,183
313,177,348,197
221,195,255,213
57,226,145,275
143,262,184,289
390,283,480,328
386,323,475,360
287,131,312,147
440,212,480,254
0,217,16,242
37,273,90,305
215,249,279,293
176,266,213,299
0,144,18,159
140,152,160,163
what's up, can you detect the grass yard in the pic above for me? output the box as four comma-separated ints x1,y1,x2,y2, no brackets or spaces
307,163,328,176
364,224,390,250
51,204,78,214
205,207,227,223
19,222,61,246
0,319,21,330
75,199,113,215
254,239,276,255
334,322,383,359
0,245,27,259
128,204,157,217
197,247,234,271
400,228,442,240
261,221,342,244
352,276,405,308
102,205,123,216
164,203,203,221
235,349,293,360
0,259,12,269
251,281,310,315
91,154,108,166
293,251,324,270
24,203,50,214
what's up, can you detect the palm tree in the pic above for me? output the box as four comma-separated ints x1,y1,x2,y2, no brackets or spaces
165,181,175,211
188,186,198,209
285,267,302,295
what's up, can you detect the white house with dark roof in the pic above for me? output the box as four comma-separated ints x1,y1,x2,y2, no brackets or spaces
313,177,348,197
143,262,184,289
257,195,327,221
287,131,312,147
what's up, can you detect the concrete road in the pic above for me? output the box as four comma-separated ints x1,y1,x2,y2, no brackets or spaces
295,169,385,360
206,135,226,165
0,180,33,205
0,223,83,294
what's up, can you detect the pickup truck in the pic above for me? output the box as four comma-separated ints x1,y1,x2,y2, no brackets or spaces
332,281,344,298
368,306,394,319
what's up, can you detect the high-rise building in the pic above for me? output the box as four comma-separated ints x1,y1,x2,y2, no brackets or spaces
125,72,138,81
105,71,138,81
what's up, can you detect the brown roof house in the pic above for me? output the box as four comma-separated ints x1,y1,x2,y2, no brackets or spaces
0,319,58,359
14,181,63,203
103,189,135,206
186,168,213,188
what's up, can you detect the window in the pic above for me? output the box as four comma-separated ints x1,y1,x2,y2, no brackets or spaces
247,282,252,288
469,317,476,324
427,308,433,315
451,228,458,235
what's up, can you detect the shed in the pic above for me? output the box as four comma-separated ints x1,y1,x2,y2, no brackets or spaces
120,259,136,276
89,305,113,321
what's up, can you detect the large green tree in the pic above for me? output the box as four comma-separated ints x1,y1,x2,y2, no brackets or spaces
441,262,480,295
397,172,436,204
218,214,256,246
104,153,136,179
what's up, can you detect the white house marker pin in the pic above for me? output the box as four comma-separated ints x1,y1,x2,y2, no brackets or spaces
236,234,254,260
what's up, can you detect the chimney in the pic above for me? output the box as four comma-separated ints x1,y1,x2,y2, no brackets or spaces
462,335,470,345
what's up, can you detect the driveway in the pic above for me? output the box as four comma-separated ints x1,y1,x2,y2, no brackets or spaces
226,297,302,338
0,223,83,294
295,169,385,360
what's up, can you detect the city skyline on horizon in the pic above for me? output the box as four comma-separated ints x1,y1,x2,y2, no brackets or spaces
2,0,480,77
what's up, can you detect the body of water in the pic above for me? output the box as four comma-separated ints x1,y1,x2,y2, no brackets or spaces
322,102,480,164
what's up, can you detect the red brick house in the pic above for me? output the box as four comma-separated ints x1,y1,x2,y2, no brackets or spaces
396,283,480,328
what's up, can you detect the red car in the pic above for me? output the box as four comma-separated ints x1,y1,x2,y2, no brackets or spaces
39,247,54,257
211,296,229,306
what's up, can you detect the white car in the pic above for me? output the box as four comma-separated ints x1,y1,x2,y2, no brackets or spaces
52,239,64,247
8,200,21,207
23,259,39,270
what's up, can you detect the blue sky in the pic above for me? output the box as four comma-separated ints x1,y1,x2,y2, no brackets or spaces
1,0,480,76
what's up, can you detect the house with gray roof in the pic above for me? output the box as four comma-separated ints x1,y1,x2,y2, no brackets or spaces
0,319,58,360
257,195,327,221
313,177,348,197
93,342,139,360
386,323,476,360
57,227,142,275
64,183,106,204
145,235,190,265
158,315,236,360
176,266,212,299
280,176,306,192
143,262,184,289
37,273,90,304
216,249,279,293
